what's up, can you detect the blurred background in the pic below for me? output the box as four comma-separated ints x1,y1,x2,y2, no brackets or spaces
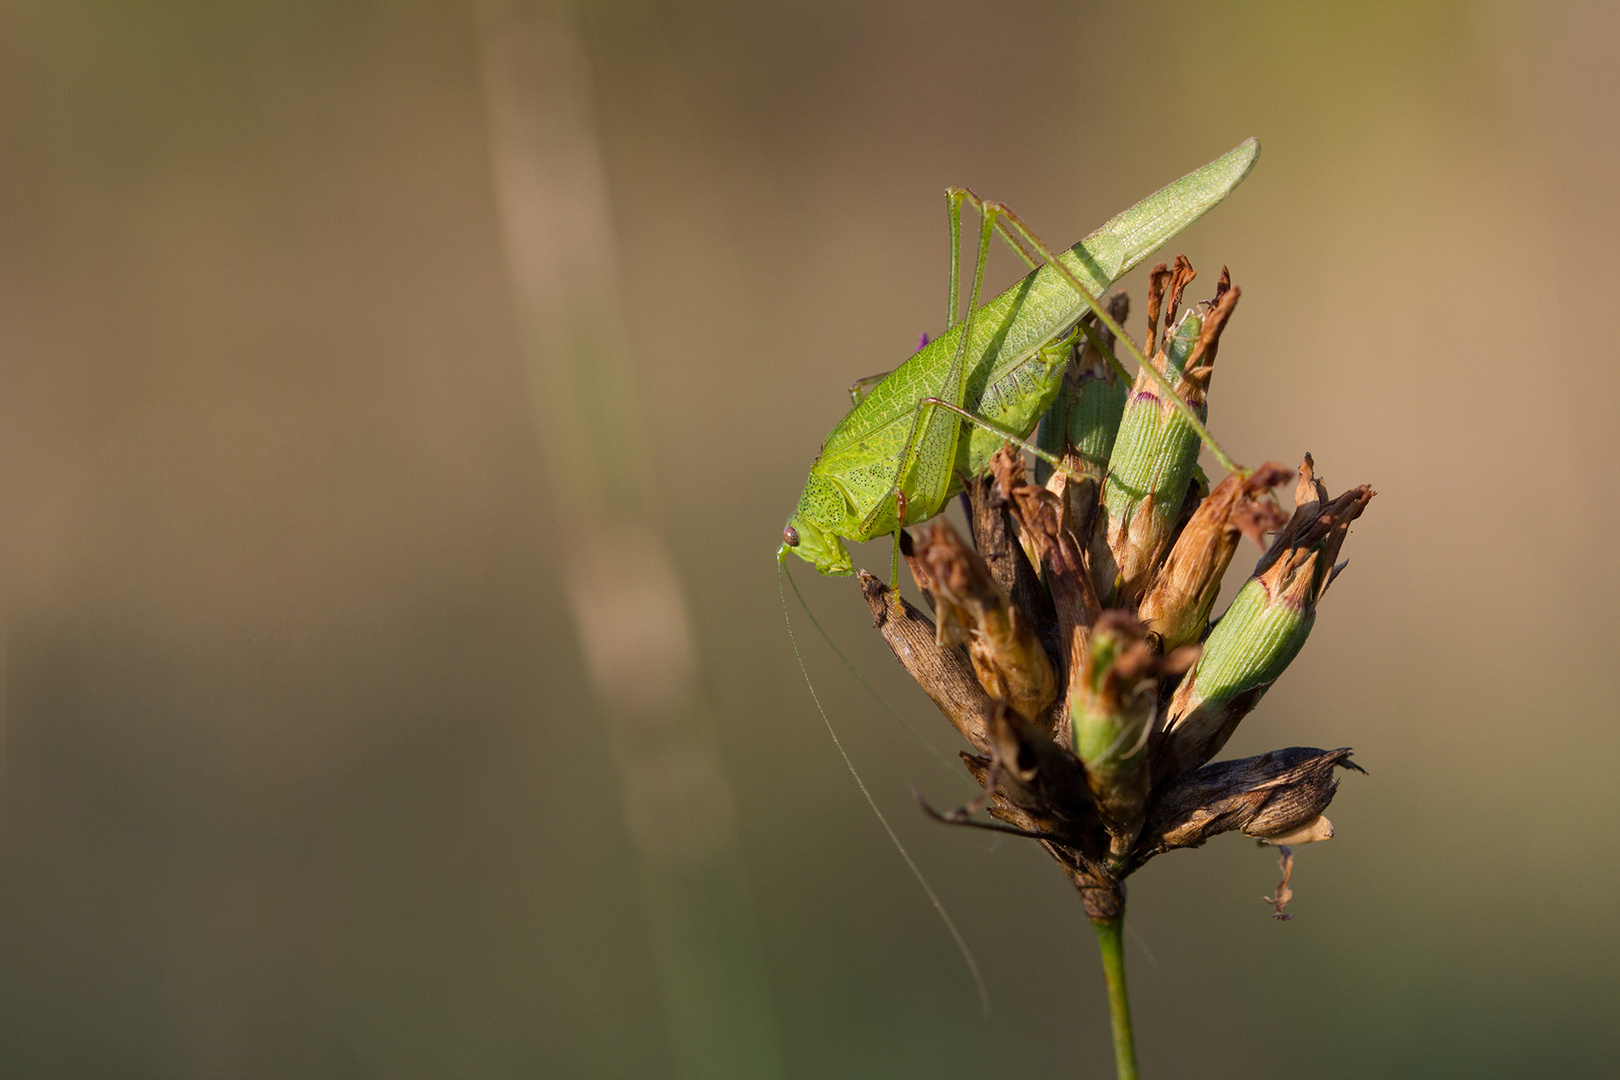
2,2,1617,1077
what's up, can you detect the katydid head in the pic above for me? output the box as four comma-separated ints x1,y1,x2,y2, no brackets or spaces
779,515,854,576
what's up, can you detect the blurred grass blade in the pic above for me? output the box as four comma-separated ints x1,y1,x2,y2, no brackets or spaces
478,3,784,1076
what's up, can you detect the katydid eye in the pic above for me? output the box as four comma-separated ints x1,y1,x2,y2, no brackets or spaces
782,526,800,547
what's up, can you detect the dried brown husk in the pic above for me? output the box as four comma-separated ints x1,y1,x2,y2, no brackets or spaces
914,519,1056,725
1138,462,1292,650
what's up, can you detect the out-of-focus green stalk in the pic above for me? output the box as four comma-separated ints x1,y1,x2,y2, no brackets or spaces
479,5,783,1076
1092,915,1139,1080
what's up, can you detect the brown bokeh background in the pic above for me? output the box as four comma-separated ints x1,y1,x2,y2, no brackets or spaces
2,3,1617,1077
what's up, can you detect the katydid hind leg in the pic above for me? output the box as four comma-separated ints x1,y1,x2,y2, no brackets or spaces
953,191,1246,478
858,202,999,541
953,188,1130,372
945,186,1040,331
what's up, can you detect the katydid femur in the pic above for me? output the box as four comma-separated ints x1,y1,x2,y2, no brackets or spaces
778,138,1259,579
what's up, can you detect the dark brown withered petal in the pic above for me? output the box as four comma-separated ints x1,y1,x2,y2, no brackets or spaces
915,520,1056,724
860,572,994,755
1162,254,1197,332
1010,484,1100,635
1183,282,1239,382
961,472,1059,663
1145,261,1172,357
992,446,1101,716
990,445,1049,582
898,528,935,612
1252,456,1375,606
984,702,1097,833
1129,747,1362,870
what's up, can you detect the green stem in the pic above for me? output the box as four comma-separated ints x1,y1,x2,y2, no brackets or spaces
1091,915,1139,1080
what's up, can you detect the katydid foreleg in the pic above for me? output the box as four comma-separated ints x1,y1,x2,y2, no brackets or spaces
916,397,1091,485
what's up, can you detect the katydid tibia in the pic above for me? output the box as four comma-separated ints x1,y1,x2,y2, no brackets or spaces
778,137,1260,578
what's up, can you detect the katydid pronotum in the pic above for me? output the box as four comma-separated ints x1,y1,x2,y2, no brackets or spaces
778,137,1259,581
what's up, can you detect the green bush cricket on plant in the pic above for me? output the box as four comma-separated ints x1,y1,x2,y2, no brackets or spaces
777,138,1261,580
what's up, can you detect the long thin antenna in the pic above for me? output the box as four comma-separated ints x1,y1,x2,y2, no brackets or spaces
779,560,991,1015
782,560,969,784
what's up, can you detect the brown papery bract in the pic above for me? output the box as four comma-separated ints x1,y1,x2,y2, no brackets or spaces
1139,462,1292,650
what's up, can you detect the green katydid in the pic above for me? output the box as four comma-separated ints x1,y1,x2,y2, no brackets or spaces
777,138,1260,579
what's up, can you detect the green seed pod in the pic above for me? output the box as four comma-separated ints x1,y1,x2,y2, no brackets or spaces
1093,260,1238,605
1139,463,1293,651
1168,570,1313,733
1034,294,1130,489
1070,614,1196,862
1156,457,1374,780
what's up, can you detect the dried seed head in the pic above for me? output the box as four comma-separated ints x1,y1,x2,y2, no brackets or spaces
1138,462,1293,651
1156,457,1375,779
847,223,1374,932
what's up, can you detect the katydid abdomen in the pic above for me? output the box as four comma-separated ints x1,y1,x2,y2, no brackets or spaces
780,138,1260,577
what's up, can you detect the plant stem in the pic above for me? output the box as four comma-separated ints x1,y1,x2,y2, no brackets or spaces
1091,914,1139,1080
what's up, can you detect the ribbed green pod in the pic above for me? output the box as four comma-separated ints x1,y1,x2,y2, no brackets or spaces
1034,307,1128,487
1096,310,1205,601
1072,633,1144,769
1156,569,1318,780
1178,576,1314,712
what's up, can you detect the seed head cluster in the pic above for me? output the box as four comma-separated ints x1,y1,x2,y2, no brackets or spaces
864,258,1372,920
